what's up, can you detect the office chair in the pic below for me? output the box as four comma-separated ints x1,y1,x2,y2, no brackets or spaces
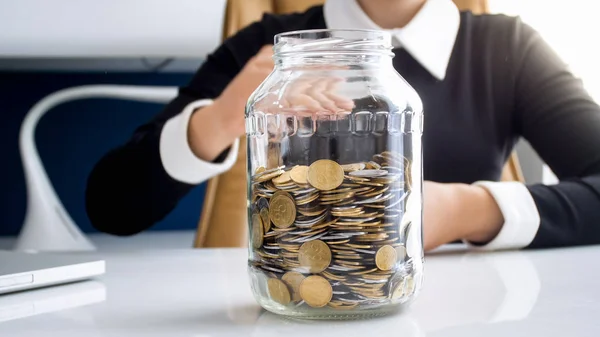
15,85,177,251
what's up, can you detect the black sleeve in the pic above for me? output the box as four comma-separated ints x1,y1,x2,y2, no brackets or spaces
510,18,600,248
85,19,271,236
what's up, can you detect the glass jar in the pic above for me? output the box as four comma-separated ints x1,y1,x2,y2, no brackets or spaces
246,29,424,319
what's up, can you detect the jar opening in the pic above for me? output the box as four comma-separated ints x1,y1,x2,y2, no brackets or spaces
274,29,393,58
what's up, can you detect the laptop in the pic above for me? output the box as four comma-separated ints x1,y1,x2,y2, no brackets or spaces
0,251,105,295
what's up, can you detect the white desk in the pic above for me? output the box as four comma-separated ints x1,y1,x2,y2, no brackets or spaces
0,247,599,336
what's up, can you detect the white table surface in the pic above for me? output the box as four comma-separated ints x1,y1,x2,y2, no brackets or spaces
0,246,599,336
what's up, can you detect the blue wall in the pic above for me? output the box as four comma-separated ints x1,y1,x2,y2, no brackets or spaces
0,71,206,236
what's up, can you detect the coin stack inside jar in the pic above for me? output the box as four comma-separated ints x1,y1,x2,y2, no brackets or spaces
249,151,417,310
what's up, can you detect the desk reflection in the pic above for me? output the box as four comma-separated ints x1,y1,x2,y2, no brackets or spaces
412,249,541,333
0,280,106,323
221,248,541,337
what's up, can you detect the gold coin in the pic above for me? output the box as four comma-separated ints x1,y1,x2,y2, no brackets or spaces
366,161,381,169
404,158,412,188
307,159,344,191
298,240,331,273
375,245,397,271
269,194,296,228
299,275,332,308
391,281,404,299
272,171,291,185
404,275,415,295
289,165,309,185
255,170,284,183
341,163,366,172
255,166,266,174
272,190,295,202
281,271,305,302
260,208,271,232
267,278,291,305
251,213,264,249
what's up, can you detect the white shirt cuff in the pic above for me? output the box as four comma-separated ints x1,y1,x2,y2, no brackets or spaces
159,99,239,184
464,181,540,251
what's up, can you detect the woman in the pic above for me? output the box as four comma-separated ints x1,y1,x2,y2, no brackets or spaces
86,0,600,251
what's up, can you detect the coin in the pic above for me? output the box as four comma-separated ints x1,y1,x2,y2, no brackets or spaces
298,240,332,273
375,245,397,271
349,169,388,178
289,165,309,185
273,171,291,185
256,170,284,183
404,275,415,295
273,190,295,202
250,151,418,310
366,161,381,169
260,208,271,232
395,245,407,262
391,281,404,299
269,194,296,228
282,271,305,302
299,275,333,308
252,213,264,249
267,278,291,305
341,163,365,172
255,166,266,174
307,159,344,191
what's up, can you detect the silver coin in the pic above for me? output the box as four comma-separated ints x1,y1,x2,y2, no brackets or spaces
320,234,352,240
294,213,327,228
328,265,354,272
331,205,358,211
289,231,327,243
386,191,408,209
257,197,269,210
378,193,395,203
359,278,389,284
338,217,376,222
292,188,317,196
337,297,367,303
348,169,389,178
353,248,376,254
288,228,316,235
332,231,367,237
261,265,285,273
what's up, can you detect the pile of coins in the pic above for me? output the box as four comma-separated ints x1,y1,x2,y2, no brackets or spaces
249,151,418,310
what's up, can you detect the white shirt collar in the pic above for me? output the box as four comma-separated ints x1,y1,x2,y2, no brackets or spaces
324,0,460,80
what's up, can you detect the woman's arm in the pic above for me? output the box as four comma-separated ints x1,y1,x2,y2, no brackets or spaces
422,17,600,251
511,19,600,248
85,20,272,236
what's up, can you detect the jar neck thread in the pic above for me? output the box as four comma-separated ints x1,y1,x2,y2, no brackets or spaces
274,52,393,69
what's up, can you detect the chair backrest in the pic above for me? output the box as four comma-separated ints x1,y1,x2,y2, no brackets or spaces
193,0,522,248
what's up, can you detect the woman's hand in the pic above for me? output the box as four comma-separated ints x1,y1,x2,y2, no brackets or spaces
188,45,275,161
423,181,504,251
188,46,355,162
